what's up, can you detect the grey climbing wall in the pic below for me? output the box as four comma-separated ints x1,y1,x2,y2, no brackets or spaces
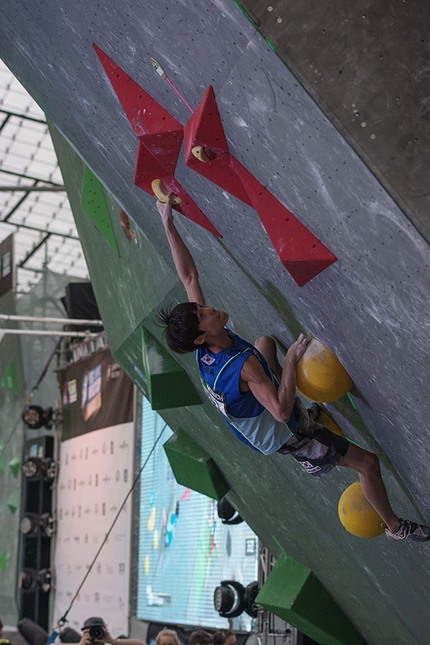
1,0,430,643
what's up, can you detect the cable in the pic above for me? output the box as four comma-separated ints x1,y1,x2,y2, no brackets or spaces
57,421,168,626
25,338,62,405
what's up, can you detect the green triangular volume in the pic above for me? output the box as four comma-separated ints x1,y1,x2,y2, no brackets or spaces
7,489,19,514
1,359,18,394
81,166,120,257
9,456,21,478
0,550,7,572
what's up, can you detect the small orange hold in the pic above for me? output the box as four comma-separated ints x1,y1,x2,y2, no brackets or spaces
119,208,135,242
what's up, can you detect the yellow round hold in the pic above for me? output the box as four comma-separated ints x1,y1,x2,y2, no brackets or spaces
338,482,385,538
296,338,353,402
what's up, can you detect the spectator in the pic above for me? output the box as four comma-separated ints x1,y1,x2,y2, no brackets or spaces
0,618,8,645
78,618,146,645
155,630,179,645
213,632,235,645
188,631,213,645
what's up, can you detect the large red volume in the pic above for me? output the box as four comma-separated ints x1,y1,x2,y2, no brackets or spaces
93,45,221,237
184,86,337,285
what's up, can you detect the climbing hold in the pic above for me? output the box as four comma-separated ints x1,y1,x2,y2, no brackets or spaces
338,482,384,538
151,179,182,204
296,338,353,402
9,457,21,478
316,409,345,437
191,145,214,163
81,166,120,257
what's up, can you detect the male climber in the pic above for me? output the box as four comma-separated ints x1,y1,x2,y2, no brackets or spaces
155,195,430,543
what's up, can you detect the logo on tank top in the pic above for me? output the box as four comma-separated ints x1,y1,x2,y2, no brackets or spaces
201,354,215,366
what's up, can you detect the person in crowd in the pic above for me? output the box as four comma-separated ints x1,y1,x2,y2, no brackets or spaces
78,618,146,645
155,630,180,645
188,631,213,645
0,618,10,645
213,631,236,645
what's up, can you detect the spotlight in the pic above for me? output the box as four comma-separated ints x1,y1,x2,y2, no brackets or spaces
20,513,40,536
217,497,244,525
43,458,56,480
22,405,54,430
19,569,37,592
19,568,52,593
21,459,40,479
36,568,52,592
213,580,259,618
19,513,55,537
39,512,55,537
21,457,56,481
243,580,259,618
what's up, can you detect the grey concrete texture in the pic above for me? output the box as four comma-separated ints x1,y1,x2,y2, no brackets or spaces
2,0,430,643
236,0,430,242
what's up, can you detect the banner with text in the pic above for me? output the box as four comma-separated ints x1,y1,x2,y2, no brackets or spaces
53,421,134,635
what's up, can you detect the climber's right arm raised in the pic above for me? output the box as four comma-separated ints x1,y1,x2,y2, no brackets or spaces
156,196,205,305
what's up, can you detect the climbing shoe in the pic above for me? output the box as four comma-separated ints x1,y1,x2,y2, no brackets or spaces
385,518,430,542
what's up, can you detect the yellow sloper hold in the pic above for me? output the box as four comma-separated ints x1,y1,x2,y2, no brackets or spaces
151,179,181,204
296,338,353,403
338,482,385,538
316,409,345,437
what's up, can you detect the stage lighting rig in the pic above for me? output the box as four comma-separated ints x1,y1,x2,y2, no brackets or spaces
21,456,56,480
19,512,55,537
22,405,54,430
213,580,259,618
217,497,244,525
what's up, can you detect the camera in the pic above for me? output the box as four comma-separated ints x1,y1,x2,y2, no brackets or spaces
89,627,105,642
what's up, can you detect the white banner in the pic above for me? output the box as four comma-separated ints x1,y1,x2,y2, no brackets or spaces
53,422,134,636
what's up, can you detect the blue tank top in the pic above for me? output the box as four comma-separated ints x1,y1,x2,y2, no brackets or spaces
196,331,296,454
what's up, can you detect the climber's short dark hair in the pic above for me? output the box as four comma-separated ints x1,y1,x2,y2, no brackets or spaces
156,302,206,354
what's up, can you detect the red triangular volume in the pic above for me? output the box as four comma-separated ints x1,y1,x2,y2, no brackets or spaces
93,44,183,174
184,86,229,155
184,87,253,207
134,142,222,238
134,141,168,187
233,161,337,286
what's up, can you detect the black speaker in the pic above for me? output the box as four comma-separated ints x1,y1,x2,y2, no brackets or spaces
17,618,49,645
18,437,55,630
61,282,102,332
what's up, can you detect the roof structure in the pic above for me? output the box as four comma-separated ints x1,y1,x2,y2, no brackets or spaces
0,60,88,294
